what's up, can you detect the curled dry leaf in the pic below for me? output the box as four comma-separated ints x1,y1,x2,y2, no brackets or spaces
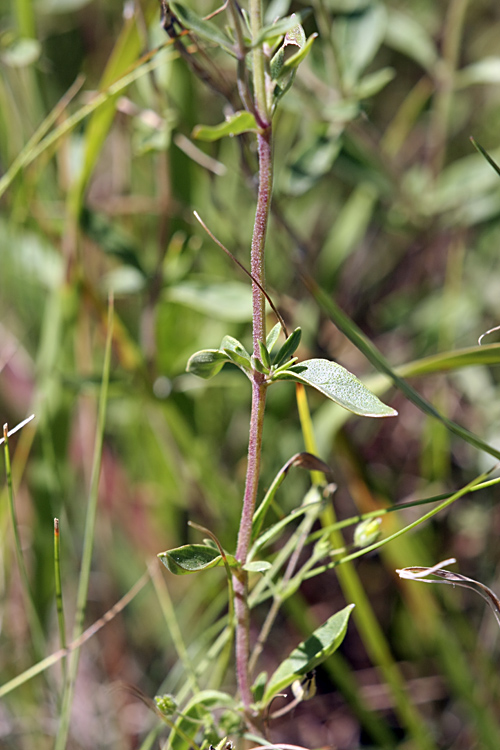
397,558,500,628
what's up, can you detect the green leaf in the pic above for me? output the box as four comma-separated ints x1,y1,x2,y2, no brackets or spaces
169,2,235,53
158,544,237,575
220,335,250,358
193,112,258,141
309,282,500,461
251,355,267,374
1,38,41,67
252,453,332,543
243,560,272,573
167,280,252,321
262,604,355,704
281,33,318,73
273,359,397,417
355,67,395,99
273,328,302,367
251,671,268,702
186,350,230,379
258,340,271,369
384,9,438,72
266,323,282,353
332,3,387,89
221,336,252,372
252,10,310,48
167,690,236,750
457,57,500,88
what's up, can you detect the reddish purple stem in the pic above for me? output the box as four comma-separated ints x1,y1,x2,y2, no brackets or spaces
234,127,273,715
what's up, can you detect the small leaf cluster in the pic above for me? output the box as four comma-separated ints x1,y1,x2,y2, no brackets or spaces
186,323,397,418
162,3,316,140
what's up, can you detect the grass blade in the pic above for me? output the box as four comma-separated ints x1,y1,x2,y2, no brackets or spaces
54,296,114,750
3,423,45,658
305,276,500,461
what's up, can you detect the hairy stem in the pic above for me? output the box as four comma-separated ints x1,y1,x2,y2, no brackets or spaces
234,127,273,714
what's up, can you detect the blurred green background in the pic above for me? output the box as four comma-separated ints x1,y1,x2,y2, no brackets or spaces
2,0,500,747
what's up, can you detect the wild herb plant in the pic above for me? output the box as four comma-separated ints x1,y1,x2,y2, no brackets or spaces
5,0,500,748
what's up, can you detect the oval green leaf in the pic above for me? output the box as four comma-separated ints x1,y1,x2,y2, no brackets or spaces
186,349,230,379
168,280,252,321
220,335,251,369
158,544,222,574
262,604,355,705
273,358,397,417
243,560,272,573
193,112,258,141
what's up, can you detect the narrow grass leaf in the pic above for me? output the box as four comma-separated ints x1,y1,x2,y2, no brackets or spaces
54,297,114,750
306,278,500,458
169,2,235,52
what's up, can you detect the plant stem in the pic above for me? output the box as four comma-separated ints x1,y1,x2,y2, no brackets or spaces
249,0,269,126
234,126,273,715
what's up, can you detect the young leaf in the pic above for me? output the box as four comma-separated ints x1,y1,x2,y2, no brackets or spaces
251,11,310,48
280,33,318,73
221,335,250,360
251,671,268,702
193,112,258,141
266,322,281,353
168,280,252,322
273,327,302,367
158,544,238,575
169,1,235,53
186,349,230,379
221,335,252,372
243,560,272,573
273,359,397,417
223,349,252,372
251,355,267,374
167,690,236,750
262,604,355,704
258,340,271,369
355,67,395,99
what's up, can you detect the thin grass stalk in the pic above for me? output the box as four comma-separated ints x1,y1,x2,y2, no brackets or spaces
150,561,201,693
0,568,149,699
3,424,45,658
53,518,67,683
295,386,437,750
0,46,174,200
429,0,469,177
54,297,114,750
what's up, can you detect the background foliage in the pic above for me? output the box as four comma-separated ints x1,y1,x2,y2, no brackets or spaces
2,0,500,747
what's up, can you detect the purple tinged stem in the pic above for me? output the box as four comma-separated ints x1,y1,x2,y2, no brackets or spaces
234,127,273,716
